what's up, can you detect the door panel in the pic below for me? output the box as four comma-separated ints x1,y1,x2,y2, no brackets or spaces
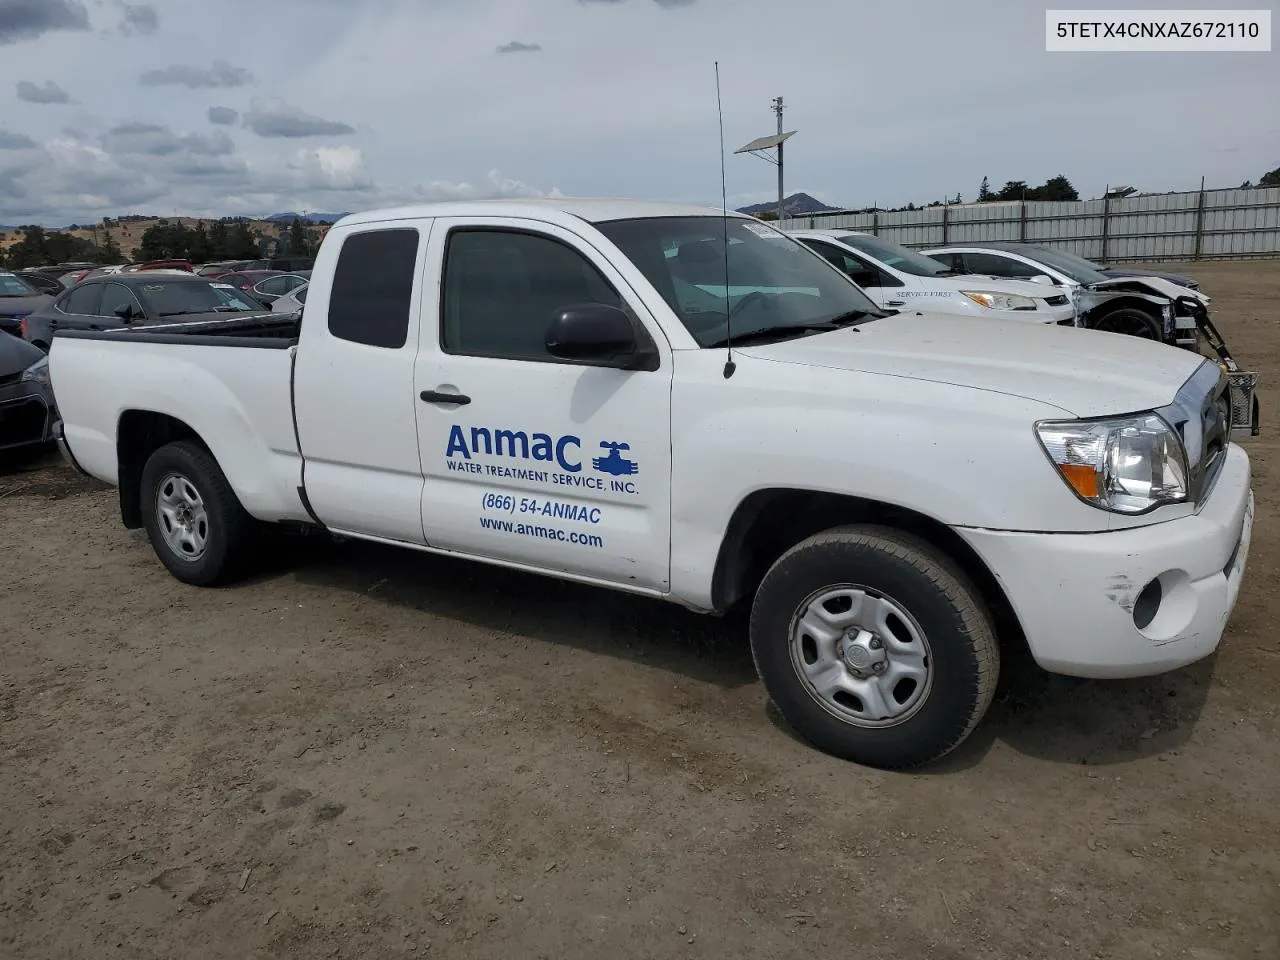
414,217,673,590
293,221,433,542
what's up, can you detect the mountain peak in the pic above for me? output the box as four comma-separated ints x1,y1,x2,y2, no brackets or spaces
735,192,837,217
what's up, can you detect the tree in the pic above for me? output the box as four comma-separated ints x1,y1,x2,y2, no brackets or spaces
994,180,1029,201
1260,166,1280,188
100,230,122,264
288,217,307,256
978,176,992,201
1038,175,1079,201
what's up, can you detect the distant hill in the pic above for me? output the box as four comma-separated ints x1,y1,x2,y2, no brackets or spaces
736,192,837,217
265,212,349,225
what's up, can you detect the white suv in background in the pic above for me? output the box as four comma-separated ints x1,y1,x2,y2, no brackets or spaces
787,229,1079,326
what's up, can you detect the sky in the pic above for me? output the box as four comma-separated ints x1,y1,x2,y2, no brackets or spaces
1,0,1277,224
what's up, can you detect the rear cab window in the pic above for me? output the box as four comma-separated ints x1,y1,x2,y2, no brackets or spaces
327,228,421,348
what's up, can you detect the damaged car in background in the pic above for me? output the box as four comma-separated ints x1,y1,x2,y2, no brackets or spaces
923,240,1259,436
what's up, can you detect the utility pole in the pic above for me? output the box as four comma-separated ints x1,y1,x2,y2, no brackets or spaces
773,96,785,220
734,97,797,222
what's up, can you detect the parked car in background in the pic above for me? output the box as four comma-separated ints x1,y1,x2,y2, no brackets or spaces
21,274,272,350
235,257,316,273
922,241,1205,342
122,259,196,274
249,271,310,305
0,270,53,338
786,229,1078,326
12,271,65,296
0,332,55,455
270,281,308,314
48,198,1257,770
216,270,285,294
60,267,95,287
196,260,249,278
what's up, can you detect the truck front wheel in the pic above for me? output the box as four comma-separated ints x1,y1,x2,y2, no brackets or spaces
749,526,999,769
140,440,253,586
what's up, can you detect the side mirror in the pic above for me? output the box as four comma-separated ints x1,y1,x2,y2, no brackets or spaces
1029,274,1056,285
113,303,135,321
546,303,653,369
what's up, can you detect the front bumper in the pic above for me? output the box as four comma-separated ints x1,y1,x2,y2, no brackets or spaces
957,443,1253,679
0,380,55,452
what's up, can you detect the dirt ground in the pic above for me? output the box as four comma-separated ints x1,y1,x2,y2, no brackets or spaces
3,261,1279,960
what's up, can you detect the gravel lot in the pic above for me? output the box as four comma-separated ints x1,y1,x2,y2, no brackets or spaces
3,260,1279,960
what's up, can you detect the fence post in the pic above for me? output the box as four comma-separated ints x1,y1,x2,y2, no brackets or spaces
1019,200,1027,241
872,211,879,236
942,204,949,245
1100,195,1111,264
1193,177,1207,260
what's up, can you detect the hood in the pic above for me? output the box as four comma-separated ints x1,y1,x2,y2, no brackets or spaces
741,311,1206,418
927,274,1066,299
0,294,52,318
1101,267,1196,288
0,330,45,377
1091,275,1208,304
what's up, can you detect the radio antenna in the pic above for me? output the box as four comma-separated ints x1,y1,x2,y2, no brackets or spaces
715,61,735,379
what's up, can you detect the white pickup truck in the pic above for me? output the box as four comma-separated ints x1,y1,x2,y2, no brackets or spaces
49,199,1256,769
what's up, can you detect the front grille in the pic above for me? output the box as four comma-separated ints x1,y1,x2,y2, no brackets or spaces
0,396,50,448
1157,361,1230,506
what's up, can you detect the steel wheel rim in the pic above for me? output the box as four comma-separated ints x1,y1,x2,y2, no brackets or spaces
155,472,209,562
788,584,933,728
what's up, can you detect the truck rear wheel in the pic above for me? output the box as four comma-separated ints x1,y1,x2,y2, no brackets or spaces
140,440,253,586
749,525,999,769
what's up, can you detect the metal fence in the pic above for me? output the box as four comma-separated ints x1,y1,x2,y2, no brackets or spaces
776,186,1280,263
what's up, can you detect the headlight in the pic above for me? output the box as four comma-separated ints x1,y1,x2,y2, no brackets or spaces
1035,414,1189,514
20,356,50,386
961,291,1037,311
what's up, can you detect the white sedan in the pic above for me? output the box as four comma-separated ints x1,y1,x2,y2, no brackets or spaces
786,229,1079,326
270,281,308,314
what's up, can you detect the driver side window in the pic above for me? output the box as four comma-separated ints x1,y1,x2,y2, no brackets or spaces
441,228,626,363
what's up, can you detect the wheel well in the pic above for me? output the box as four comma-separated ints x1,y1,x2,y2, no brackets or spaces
1085,296,1163,325
116,411,207,529
710,489,1026,657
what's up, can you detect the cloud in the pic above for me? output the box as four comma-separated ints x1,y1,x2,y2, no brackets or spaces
16,80,73,104
0,131,39,150
102,122,235,158
119,2,158,35
243,101,355,138
207,106,239,126
496,41,542,54
0,0,90,45
139,60,254,89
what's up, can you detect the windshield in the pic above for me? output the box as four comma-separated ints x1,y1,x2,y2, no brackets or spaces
0,272,38,297
835,234,952,277
595,216,882,346
1019,246,1109,284
139,280,261,315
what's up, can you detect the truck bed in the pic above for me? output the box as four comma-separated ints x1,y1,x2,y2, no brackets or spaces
50,321,310,525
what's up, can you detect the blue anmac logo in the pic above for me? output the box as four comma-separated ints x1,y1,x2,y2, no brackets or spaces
592,442,638,477
446,425,640,482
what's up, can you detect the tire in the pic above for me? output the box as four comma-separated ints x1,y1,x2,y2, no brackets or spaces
139,440,254,586
749,525,999,770
1091,306,1162,340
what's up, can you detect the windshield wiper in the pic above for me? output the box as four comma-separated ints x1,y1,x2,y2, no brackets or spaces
705,313,868,349
159,308,220,317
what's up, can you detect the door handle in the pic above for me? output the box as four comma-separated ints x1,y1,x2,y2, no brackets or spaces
885,300,906,307
420,390,471,406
